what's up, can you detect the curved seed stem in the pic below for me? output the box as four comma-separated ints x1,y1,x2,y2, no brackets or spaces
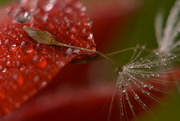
23,25,152,68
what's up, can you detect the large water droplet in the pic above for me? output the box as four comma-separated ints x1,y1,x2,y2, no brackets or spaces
15,8,33,23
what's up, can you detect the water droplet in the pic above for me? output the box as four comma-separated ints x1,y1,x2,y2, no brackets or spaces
74,2,83,9
41,50,48,55
34,76,40,82
119,85,126,93
33,55,39,62
20,66,26,71
121,112,124,116
65,7,72,13
6,61,12,67
81,6,86,12
87,34,93,40
16,61,21,66
0,66,3,71
15,8,33,23
4,39,9,45
56,61,65,68
10,44,18,52
161,56,166,61
87,21,93,27
142,83,147,88
115,68,121,74
73,49,80,54
147,66,151,69
66,48,73,55
27,49,35,54
44,0,57,11
41,81,47,88
156,74,160,77
37,57,47,68
2,68,7,73
129,104,133,108
134,94,139,100
155,52,159,55
42,13,49,22
148,84,153,90
70,28,77,33
20,41,26,48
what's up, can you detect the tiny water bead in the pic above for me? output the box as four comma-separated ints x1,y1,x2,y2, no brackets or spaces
36,57,47,68
119,85,126,93
14,7,33,24
115,68,121,74
9,44,18,52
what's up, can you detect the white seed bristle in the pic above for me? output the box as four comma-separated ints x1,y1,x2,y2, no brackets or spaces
156,0,180,56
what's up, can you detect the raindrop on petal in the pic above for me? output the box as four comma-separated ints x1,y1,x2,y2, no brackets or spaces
15,8,33,23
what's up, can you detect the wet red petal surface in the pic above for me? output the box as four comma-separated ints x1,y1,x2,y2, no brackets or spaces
0,0,95,116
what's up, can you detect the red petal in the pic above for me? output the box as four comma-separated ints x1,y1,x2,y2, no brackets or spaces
2,70,180,121
0,0,95,116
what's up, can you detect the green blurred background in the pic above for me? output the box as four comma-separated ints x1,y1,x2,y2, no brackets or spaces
0,0,179,121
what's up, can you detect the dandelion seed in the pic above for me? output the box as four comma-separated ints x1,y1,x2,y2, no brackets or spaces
110,1,180,120
112,49,175,121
